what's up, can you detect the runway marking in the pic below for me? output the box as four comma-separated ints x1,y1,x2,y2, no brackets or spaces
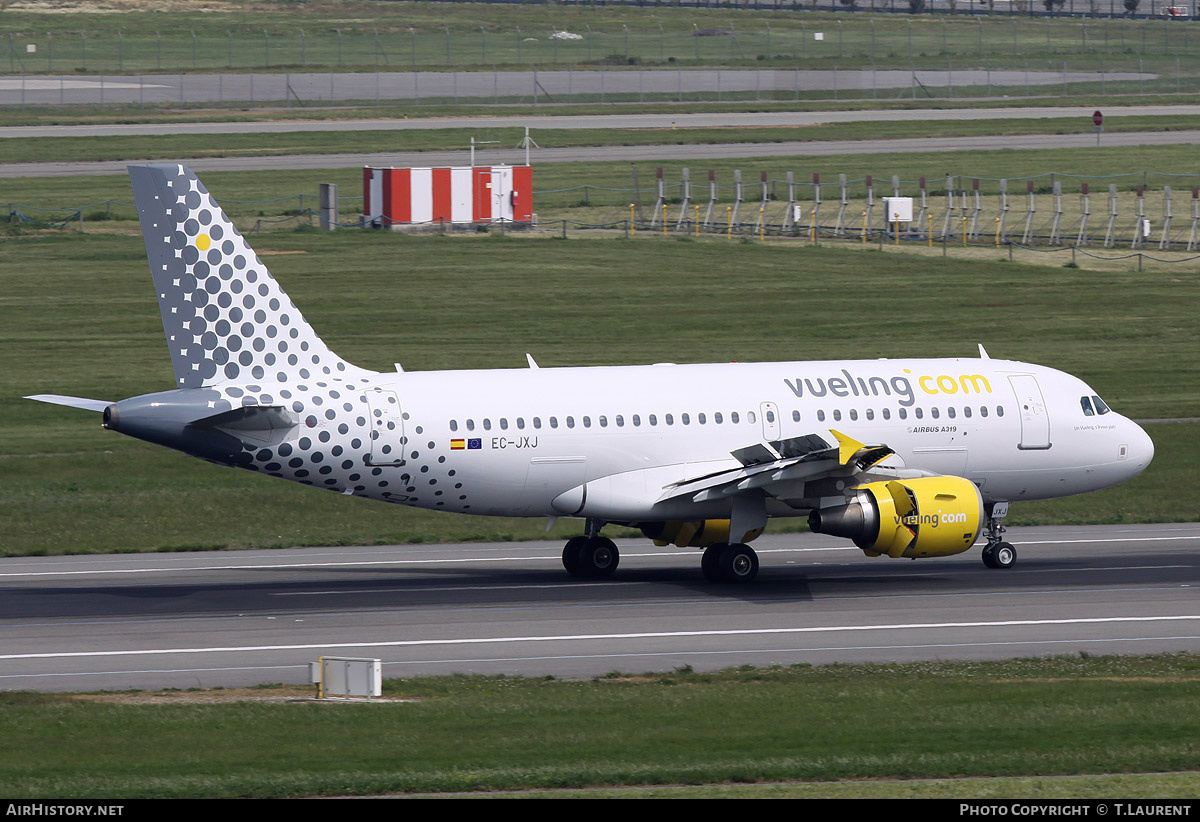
2,535,1197,578
5,635,1200,683
3,615,1198,661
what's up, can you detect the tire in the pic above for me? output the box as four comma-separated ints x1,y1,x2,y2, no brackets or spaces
701,544,725,582
717,543,759,583
562,536,589,576
580,537,619,579
981,544,998,569
993,541,1017,569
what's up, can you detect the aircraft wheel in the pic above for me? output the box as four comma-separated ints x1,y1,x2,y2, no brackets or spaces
701,544,726,582
992,542,1017,569
982,542,1017,569
579,536,620,579
562,536,589,577
717,543,759,583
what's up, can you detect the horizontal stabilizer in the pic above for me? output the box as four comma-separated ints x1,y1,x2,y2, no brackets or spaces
24,394,111,413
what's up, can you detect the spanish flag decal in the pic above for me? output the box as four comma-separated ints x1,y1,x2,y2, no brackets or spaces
450,439,466,450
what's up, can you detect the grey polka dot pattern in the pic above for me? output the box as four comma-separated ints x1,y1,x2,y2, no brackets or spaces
130,164,370,390
124,164,475,514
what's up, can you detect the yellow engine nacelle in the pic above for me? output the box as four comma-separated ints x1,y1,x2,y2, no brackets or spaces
641,519,764,548
808,476,984,559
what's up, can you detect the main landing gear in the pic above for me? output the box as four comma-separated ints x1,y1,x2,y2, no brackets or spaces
701,542,760,584
981,502,1016,569
562,535,620,579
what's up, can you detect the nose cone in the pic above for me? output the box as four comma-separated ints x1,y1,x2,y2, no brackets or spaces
1125,419,1155,477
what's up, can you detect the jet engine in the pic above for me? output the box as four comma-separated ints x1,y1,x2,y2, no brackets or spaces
641,519,764,548
808,476,983,559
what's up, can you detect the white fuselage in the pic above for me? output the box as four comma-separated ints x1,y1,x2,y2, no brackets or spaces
302,355,1153,523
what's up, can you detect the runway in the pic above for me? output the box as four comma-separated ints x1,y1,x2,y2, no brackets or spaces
2,522,1197,693
5,128,1200,178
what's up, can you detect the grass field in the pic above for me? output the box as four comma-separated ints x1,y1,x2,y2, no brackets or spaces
2,655,1198,798
2,1,1199,74
2,227,1196,555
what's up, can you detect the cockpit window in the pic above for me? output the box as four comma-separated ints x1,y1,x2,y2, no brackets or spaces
1080,396,1095,416
1092,395,1111,415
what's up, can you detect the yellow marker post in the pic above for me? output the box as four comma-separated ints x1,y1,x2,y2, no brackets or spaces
861,211,867,243
629,203,635,235
927,214,933,247
694,205,700,237
727,206,732,239
810,209,816,243
962,215,967,246
759,207,765,241
995,217,1001,247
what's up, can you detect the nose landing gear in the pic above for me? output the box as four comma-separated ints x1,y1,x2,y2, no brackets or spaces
981,502,1016,569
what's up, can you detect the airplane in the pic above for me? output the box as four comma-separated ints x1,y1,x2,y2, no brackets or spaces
27,164,1155,583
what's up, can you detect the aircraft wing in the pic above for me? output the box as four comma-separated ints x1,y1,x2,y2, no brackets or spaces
656,429,896,505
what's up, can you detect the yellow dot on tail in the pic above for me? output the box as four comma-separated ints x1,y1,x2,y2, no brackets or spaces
196,234,211,251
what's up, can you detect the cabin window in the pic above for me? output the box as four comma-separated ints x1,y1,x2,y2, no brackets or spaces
649,414,658,426
632,414,641,427
517,417,526,429
500,418,509,430
817,409,826,422
792,410,800,422
698,413,706,425
832,409,842,422
450,420,458,432
849,409,858,421
714,412,723,424
947,407,956,419
914,408,924,420
681,413,691,425
483,418,492,431
898,408,907,420
963,407,971,418
533,417,542,429
566,416,575,429
731,411,740,424
466,419,475,431
748,411,757,424
996,406,1005,417
549,416,559,429
599,415,608,428
616,415,625,427
583,416,592,428
665,414,674,425
980,406,988,418
866,409,874,420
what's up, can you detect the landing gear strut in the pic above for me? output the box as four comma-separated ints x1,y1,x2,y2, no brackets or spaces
701,542,759,583
981,502,1016,569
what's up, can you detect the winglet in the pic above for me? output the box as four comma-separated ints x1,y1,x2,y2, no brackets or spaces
978,343,990,359
526,354,539,369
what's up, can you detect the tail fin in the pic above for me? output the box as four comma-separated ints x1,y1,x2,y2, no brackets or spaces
129,164,369,389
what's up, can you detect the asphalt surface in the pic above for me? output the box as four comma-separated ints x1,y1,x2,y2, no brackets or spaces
5,128,1200,178
0,68,1152,109
2,523,1197,692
